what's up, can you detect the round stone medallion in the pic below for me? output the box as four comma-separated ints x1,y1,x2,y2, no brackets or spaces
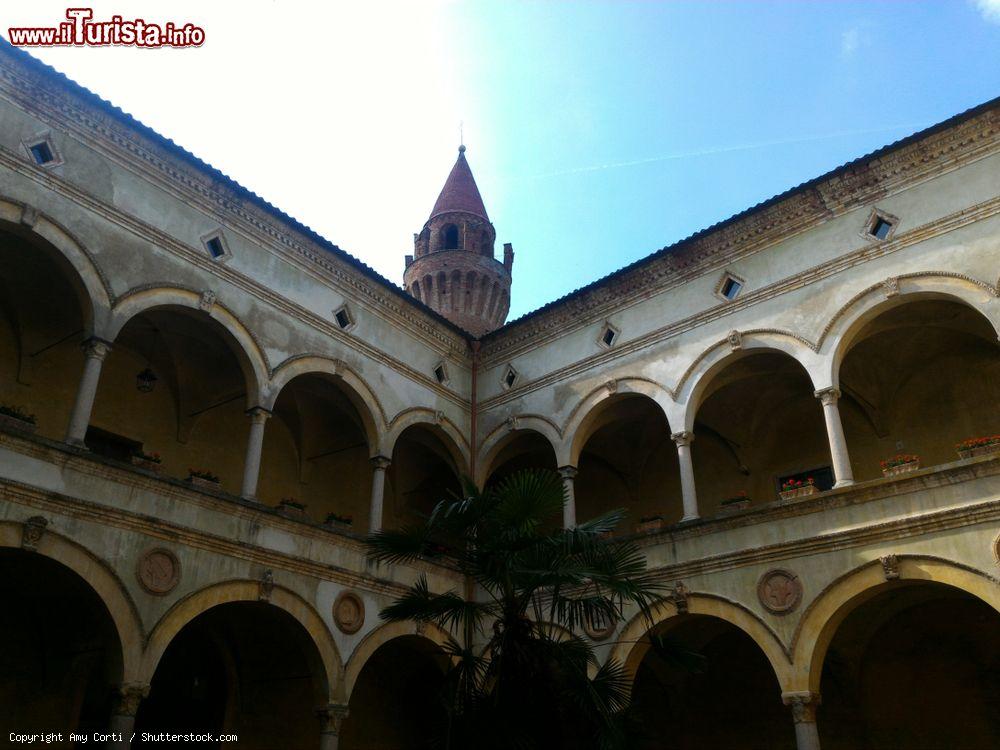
333,591,365,634
583,610,616,641
993,532,1000,568
757,568,802,615
137,548,180,595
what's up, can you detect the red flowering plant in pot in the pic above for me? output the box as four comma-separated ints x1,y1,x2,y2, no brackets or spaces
131,450,162,473
956,435,1000,460
880,453,920,478
324,512,353,528
779,476,816,501
278,497,308,516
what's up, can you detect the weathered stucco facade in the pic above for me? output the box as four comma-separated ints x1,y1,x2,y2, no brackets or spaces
1,41,998,750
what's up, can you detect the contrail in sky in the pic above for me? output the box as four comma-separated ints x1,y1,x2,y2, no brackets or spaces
524,122,929,180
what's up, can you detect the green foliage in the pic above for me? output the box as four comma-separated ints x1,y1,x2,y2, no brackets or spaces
365,468,666,749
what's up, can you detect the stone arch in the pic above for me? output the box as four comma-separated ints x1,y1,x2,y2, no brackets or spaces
343,620,451,700
385,407,470,472
0,521,144,684
109,287,268,407
476,417,562,487
789,555,1000,694
266,355,386,454
411,280,422,303
562,379,677,466
818,274,1000,390
0,200,112,336
610,592,792,693
142,579,342,702
676,332,823,432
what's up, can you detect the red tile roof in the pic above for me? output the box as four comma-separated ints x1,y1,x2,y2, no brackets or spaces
430,145,489,221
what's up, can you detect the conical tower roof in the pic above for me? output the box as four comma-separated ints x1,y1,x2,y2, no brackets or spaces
429,145,489,221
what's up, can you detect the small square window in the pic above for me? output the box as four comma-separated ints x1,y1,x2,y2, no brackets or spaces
29,141,54,165
721,277,742,300
870,217,893,240
205,236,225,258
597,321,620,349
714,271,746,303
333,305,355,331
200,230,231,262
433,362,449,385
502,365,518,390
603,329,616,346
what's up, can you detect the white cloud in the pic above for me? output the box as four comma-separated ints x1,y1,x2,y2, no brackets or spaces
975,0,1000,23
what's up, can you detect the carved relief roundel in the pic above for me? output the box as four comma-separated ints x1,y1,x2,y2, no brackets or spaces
333,591,365,635
757,568,802,615
992,532,1000,568
137,548,181,595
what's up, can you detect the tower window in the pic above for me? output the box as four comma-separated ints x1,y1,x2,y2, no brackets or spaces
206,237,225,258
443,224,459,250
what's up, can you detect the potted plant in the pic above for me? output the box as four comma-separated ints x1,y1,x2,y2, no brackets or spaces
324,512,353,529
779,476,817,501
720,490,751,511
956,435,1000,460
131,450,162,474
279,497,308,516
880,454,920,478
0,404,37,434
187,468,221,489
635,514,666,534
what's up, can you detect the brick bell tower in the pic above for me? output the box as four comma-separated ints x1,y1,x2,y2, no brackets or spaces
404,145,513,336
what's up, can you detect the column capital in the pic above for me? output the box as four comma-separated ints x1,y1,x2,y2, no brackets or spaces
782,691,821,723
671,430,694,447
114,683,150,717
814,387,841,405
317,703,350,734
370,455,391,471
82,337,113,361
557,465,578,480
246,406,272,423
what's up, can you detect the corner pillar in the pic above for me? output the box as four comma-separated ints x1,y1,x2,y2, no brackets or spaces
558,465,578,528
368,455,391,532
109,683,149,749
783,691,822,750
671,431,699,521
240,407,272,499
65,338,112,446
318,703,349,750
815,388,854,487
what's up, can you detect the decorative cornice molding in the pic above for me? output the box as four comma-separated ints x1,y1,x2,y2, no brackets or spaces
479,195,1000,410
0,58,470,355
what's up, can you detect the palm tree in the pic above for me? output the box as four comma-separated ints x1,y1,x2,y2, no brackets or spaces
365,468,665,749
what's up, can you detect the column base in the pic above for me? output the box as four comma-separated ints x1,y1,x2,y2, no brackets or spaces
680,514,699,522
833,479,855,489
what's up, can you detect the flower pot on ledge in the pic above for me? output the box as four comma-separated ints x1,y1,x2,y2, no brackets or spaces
187,474,220,490
279,499,308,517
635,518,666,534
131,455,162,474
0,412,36,435
882,461,920,478
957,443,1000,460
324,513,354,530
779,485,818,502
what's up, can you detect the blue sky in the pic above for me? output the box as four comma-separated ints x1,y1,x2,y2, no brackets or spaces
8,1,1000,320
